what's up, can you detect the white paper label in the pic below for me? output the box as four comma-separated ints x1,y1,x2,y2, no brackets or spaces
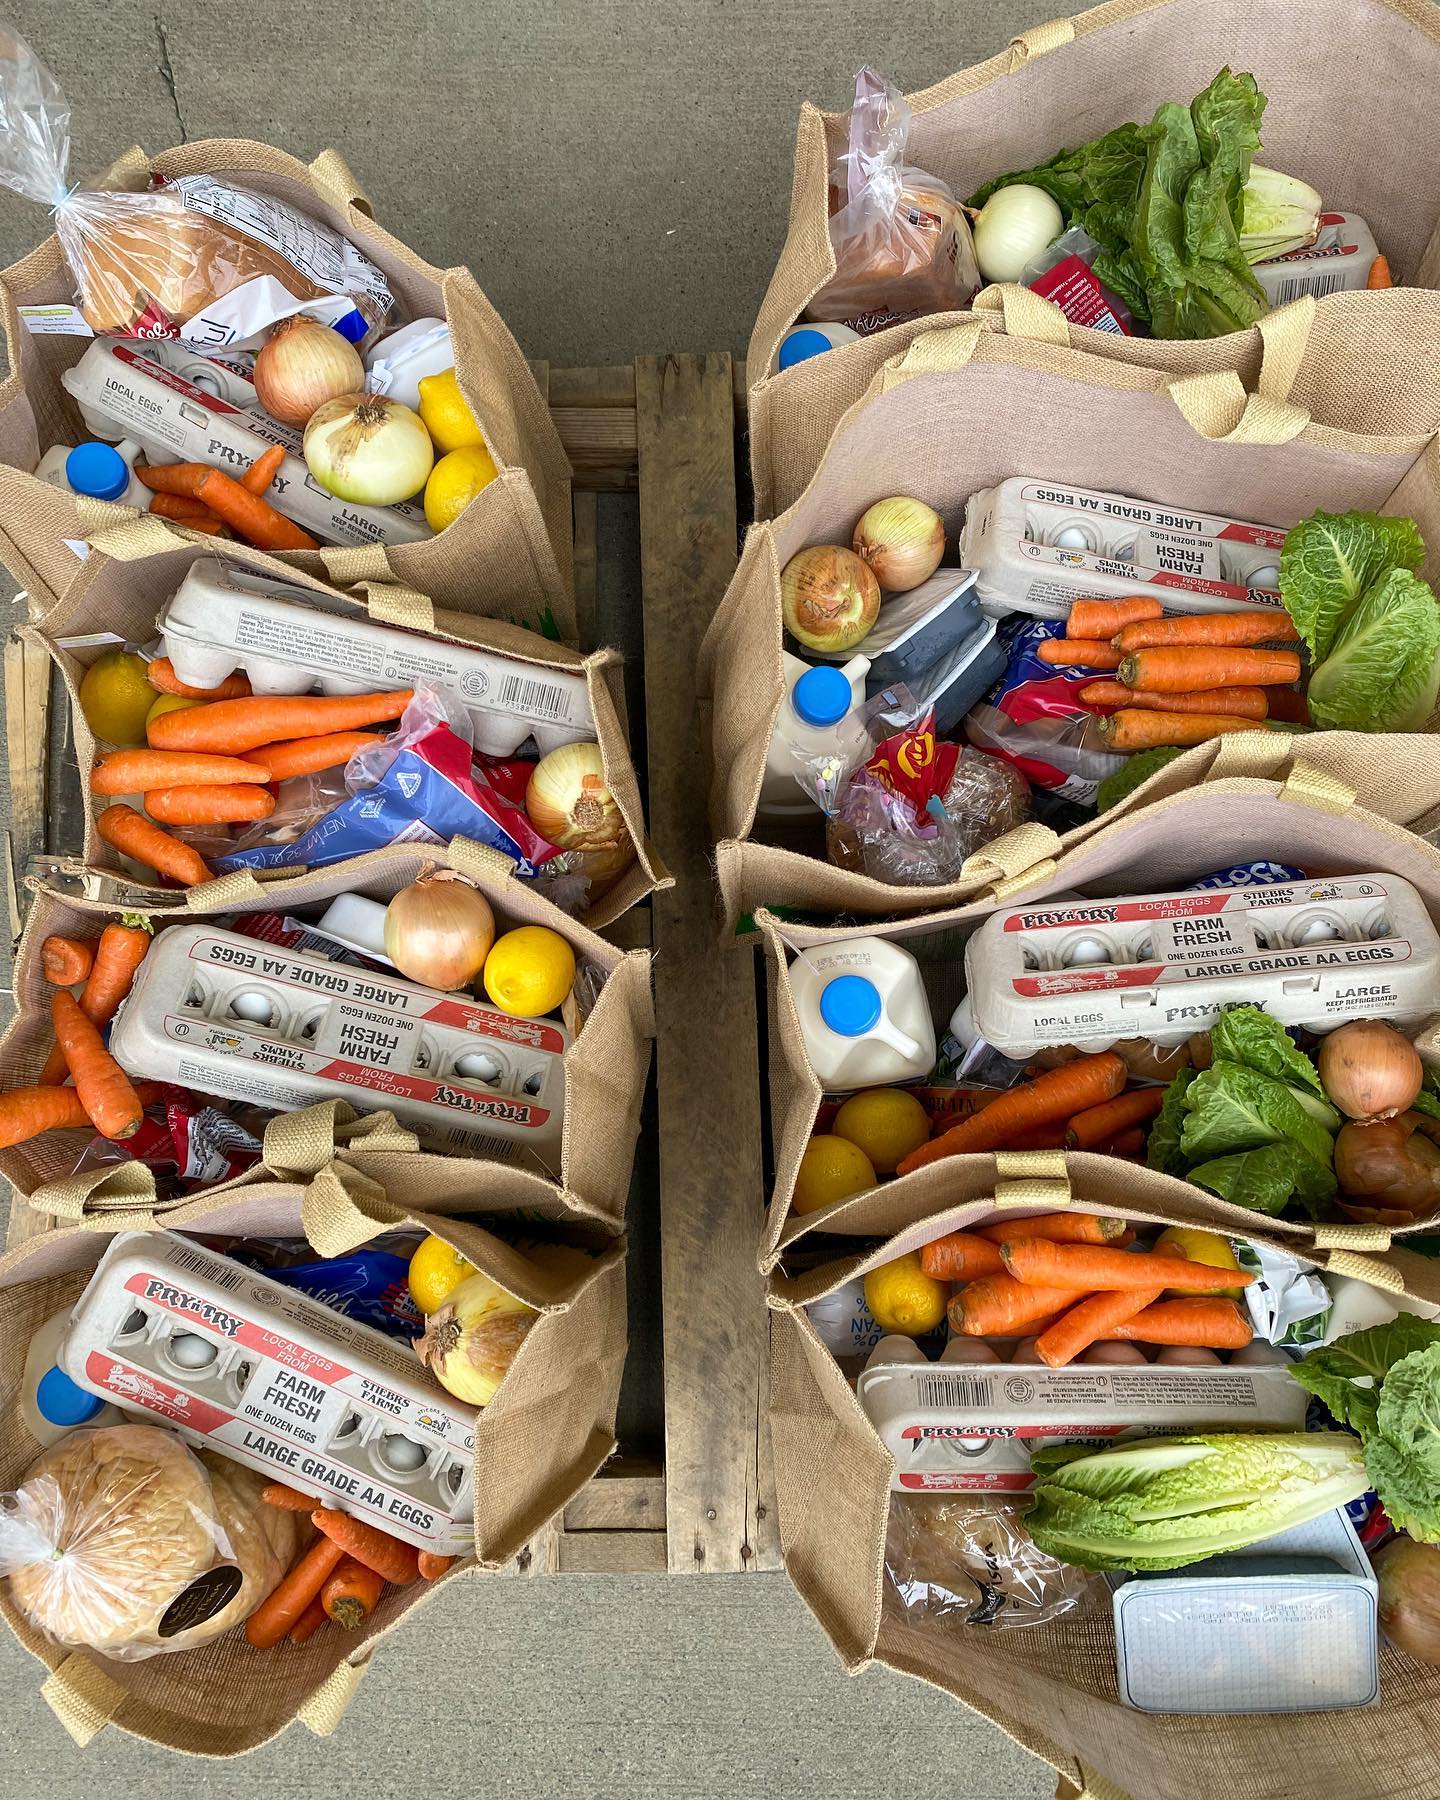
19,303,94,337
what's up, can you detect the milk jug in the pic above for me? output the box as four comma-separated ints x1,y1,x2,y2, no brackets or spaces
20,1310,124,1447
759,651,872,816
788,936,936,1088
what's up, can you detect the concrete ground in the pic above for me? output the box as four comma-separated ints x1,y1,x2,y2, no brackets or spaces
0,2,1065,1793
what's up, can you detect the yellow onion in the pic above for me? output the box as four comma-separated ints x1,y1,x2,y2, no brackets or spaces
383,870,494,989
1318,1019,1423,1120
416,1271,538,1406
304,392,434,504
781,544,880,652
852,497,945,592
525,741,631,853
253,317,365,426
1377,1538,1440,1665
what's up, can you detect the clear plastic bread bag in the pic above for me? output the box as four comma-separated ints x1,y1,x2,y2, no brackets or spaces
808,67,980,326
0,27,392,347
885,1493,1103,1629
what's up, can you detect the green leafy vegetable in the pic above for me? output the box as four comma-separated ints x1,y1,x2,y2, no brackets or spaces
1188,1141,1337,1217
1279,510,1425,663
1292,1316,1440,1433
1180,1060,1336,1168
1095,745,1185,813
1306,566,1440,733
1025,1433,1370,1570
1240,165,1321,262
1146,1067,1197,1176
1209,1005,1325,1099
1413,1069,1440,1123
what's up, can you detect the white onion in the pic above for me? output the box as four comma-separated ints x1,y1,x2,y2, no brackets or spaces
304,392,434,505
972,184,1064,283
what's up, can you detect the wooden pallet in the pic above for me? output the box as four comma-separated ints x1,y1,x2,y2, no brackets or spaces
3,356,781,1580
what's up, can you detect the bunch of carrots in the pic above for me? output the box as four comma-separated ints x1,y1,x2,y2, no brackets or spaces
245,1484,457,1649
0,923,156,1150
918,1212,1256,1367
91,682,414,887
137,445,320,553
1035,595,1307,751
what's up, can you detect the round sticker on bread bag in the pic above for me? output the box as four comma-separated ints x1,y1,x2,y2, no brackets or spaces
157,1563,244,1638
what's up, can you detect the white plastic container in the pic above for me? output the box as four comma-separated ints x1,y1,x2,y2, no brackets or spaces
19,1309,125,1447
759,651,872,816
1254,213,1380,307
788,937,936,1089
107,924,569,1170
959,477,1289,619
156,558,593,756
364,317,454,412
61,1231,475,1554
34,443,76,490
959,873,1440,1057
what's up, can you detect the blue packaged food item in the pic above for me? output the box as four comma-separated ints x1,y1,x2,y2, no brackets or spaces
260,1249,423,1340
1186,861,1307,891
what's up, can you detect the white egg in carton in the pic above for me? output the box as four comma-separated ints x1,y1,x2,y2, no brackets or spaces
857,1331,1304,1493
108,924,569,1169
959,477,1291,619
957,874,1440,1056
156,559,594,758
60,1231,475,1554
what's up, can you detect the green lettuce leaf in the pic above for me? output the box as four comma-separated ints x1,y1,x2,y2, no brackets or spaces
1375,1342,1440,1486
1290,1316,1440,1434
1279,510,1426,662
1240,165,1322,261
1413,1069,1440,1123
1360,1434,1440,1542
1180,1060,1336,1168
1095,745,1185,813
1209,1005,1325,1098
1146,1066,1197,1176
1307,566,1440,733
1187,1141,1337,1218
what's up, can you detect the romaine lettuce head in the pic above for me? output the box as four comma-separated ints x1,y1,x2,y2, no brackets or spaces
1279,510,1425,661
1307,565,1440,733
1026,1432,1370,1570
1292,1316,1440,1435
1180,1060,1336,1167
1240,165,1322,261
1146,1066,1198,1176
1209,1004,1325,1098
1187,1141,1337,1217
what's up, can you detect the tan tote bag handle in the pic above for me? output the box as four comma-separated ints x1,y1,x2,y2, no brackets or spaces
1166,368,1312,444
1006,16,1077,67
307,148,376,220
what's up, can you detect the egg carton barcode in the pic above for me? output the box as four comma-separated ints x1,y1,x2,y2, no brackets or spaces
446,1128,519,1160
164,1243,243,1289
1274,270,1347,305
496,673,572,722
918,1373,997,1409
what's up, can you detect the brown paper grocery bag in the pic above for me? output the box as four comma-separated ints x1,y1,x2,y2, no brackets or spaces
0,139,575,637
767,1193,1440,1800
0,1190,625,1754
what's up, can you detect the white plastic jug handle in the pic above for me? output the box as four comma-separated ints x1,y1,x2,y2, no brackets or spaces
871,1015,923,1061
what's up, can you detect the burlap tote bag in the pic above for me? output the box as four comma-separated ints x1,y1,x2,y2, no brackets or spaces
757,771,1440,1268
748,0,1440,517
767,1189,1440,1800
3,842,655,1231
702,320,1440,937
0,139,575,638
0,1185,626,1754
28,536,666,932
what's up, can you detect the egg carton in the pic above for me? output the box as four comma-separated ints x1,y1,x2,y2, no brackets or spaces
858,1336,1305,1493
959,873,1440,1056
108,924,569,1169
60,1230,474,1554
959,478,1290,619
61,339,431,548
157,559,593,758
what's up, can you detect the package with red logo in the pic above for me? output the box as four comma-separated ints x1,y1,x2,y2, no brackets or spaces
72,1089,263,1197
1023,228,1136,335
1253,212,1381,307
58,1230,475,1554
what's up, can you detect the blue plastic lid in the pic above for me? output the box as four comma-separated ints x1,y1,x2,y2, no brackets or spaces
65,442,129,503
36,1365,106,1428
792,664,853,728
819,974,882,1037
778,327,836,370
332,309,369,344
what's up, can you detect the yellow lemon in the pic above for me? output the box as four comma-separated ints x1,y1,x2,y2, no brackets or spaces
424,445,499,531
417,367,486,453
482,926,576,1017
793,1134,876,1215
79,651,156,746
863,1252,949,1337
833,1088,931,1175
1156,1225,1244,1299
145,692,202,731
408,1233,479,1314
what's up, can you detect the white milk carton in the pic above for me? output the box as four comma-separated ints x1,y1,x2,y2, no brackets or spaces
788,936,937,1088
760,651,872,816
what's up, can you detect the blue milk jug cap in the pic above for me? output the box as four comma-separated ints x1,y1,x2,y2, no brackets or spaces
778,327,835,370
792,665,853,728
819,974,882,1037
332,309,369,344
65,442,128,502
36,1365,106,1428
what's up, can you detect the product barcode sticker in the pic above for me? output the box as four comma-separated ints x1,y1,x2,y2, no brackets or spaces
444,1127,519,1160
917,1371,998,1409
495,672,576,723
1273,270,1348,305
163,1244,244,1290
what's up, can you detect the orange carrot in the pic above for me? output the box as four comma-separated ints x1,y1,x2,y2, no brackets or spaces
1112,1297,1254,1348
1001,1239,1256,1293
975,1212,1128,1246
1099,1127,1146,1158
242,731,381,782
1097,709,1264,750
896,1055,1126,1176
1079,680,1269,720
136,461,212,496
262,1483,322,1512
1066,1088,1166,1150
288,1596,329,1645
417,1552,456,1581
1037,638,1123,669
246,1536,346,1649
147,494,226,535
1036,1286,1165,1367
195,468,320,552
37,922,153,1086
40,936,94,986
918,1233,1006,1281
0,1081,165,1149
96,805,212,887
311,1510,420,1586
999,1123,1071,1152
92,749,272,793
1117,642,1303,687
242,444,285,496
1067,597,1162,639
145,784,277,826
1367,254,1393,290
50,989,143,1139
1112,612,1300,654
147,658,252,702
322,1557,384,1629
1264,684,1311,725
149,690,412,755
948,1274,1081,1337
